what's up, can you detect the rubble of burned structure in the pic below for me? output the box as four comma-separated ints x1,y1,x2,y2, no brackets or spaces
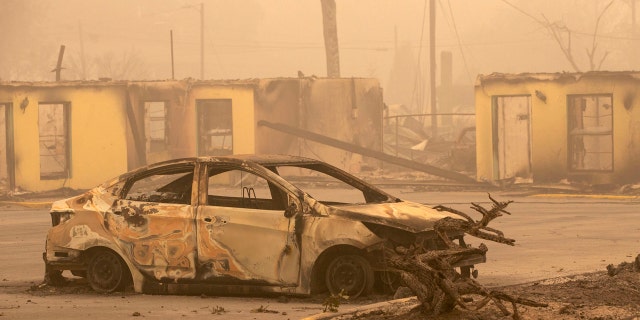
606,254,640,276
384,194,547,318
383,105,476,176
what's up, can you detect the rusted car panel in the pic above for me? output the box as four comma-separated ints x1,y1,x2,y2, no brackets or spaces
107,201,198,280
44,154,485,297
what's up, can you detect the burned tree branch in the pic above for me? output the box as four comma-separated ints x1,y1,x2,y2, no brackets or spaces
386,194,546,317
587,1,614,71
433,194,515,246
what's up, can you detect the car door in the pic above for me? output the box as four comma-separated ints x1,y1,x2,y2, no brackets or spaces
195,164,300,286
107,163,198,281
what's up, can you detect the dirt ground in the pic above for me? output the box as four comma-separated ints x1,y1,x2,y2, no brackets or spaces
321,259,640,320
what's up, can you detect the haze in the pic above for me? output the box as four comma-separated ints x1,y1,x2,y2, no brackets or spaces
2,0,638,93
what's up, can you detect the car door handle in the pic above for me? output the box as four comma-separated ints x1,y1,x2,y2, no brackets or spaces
204,217,212,223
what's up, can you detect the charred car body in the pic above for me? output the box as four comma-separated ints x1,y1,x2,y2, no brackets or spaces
44,155,484,297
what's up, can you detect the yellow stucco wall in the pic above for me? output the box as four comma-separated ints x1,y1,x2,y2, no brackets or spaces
476,73,640,184
473,84,492,183
2,79,381,192
0,82,258,193
0,85,128,192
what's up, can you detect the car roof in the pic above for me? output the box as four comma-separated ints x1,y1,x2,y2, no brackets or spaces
105,153,398,204
130,154,322,174
113,154,329,190
204,154,322,166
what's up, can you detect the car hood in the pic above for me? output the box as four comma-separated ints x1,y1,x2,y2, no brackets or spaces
326,201,464,233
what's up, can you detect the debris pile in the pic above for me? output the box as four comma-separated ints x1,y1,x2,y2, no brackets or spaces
606,254,640,276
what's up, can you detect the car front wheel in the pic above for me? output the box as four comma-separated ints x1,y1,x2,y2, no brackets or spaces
325,254,374,298
87,250,128,293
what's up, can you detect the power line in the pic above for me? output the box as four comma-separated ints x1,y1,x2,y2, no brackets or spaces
207,26,227,78
441,0,474,84
500,0,635,40
410,0,429,114
500,0,544,24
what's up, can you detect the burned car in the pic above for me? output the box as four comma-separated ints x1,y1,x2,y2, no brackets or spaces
44,155,484,297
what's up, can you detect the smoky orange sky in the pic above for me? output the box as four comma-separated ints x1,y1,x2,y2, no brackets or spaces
2,0,638,98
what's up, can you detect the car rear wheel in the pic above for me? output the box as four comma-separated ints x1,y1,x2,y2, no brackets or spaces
325,254,374,298
87,250,128,293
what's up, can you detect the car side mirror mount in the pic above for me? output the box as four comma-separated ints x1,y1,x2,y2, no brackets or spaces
284,195,300,218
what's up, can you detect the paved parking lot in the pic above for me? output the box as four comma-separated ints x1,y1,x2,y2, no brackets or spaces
1,190,638,319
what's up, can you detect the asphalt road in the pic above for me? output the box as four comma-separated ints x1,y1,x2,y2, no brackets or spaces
0,190,638,319
397,190,640,287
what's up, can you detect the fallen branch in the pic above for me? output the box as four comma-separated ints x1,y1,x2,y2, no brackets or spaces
386,194,547,318
433,193,516,246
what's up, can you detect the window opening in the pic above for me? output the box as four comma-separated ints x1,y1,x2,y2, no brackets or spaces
39,103,69,179
124,167,194,205
568,95,613,171
197,99,233,156
276,165,367,204
207,169,281,210
144,101,167,154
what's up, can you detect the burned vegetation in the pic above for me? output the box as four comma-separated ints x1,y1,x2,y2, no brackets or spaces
383,194,547,318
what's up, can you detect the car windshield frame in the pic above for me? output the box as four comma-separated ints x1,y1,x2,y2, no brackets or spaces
264,162,399,205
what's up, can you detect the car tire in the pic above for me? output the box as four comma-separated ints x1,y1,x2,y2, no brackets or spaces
325,254,374,298
87,250,128,293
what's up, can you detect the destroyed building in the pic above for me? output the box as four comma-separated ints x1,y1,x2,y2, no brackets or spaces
475,71,640,186
0,78,383,193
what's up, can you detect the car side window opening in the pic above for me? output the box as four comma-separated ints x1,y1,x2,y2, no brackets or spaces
207,168,285,210
274,165,371,205
124,167,194,205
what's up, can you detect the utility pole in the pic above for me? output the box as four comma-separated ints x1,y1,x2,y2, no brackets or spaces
170,30,175,80
429,0,437,138
200,2,204,80
440,51,452,124
321,0,340,78
78,22,87,80
633,0,637,32
52,45,66,81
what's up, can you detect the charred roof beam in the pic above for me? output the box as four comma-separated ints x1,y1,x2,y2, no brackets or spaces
257,121,479,184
